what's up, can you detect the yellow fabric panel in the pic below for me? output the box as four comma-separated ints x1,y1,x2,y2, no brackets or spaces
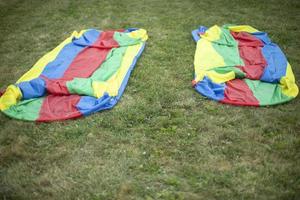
93,43,143,98
227,25,259,33
128,29,148,41
0,85,22,111
206,70,236,84
195,70,235,84
194,39,226,82
16,30,87,83
92,81,108,98
280,63,299,97
199,25,221,42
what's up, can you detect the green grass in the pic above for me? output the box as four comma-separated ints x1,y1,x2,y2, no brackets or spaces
0,0,300,199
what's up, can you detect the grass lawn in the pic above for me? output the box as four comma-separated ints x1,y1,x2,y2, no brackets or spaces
0,0,299,199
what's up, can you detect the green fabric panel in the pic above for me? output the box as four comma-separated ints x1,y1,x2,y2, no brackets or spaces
90,47,128,81
113,32,141,46
66,78,94,96
211,27,244,67
212,66,245,79
2,98,44,121
245,79,293,106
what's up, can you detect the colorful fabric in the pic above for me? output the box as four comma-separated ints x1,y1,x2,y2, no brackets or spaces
191,25,298,106
0,28,148,121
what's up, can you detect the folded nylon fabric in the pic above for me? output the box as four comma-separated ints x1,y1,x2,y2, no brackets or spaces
191,25,298,106
0,28,148,121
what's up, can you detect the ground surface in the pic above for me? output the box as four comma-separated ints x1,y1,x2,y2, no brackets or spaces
0,0,299,199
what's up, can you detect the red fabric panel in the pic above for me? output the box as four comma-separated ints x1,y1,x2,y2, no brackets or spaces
231,31,263,47
221,79,259,106
236,65,265,80
44,78,69,95
62,31,119,80
37,95,82,122
232,31,267,80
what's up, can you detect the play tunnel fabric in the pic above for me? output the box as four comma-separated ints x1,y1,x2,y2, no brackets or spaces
191,25,298,106
0,28,148,121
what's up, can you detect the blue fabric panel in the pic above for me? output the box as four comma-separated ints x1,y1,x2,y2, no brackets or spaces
194,76,225,101
40,29,101,79
191,26,208,42
252,32,288,83
18,78,46,99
